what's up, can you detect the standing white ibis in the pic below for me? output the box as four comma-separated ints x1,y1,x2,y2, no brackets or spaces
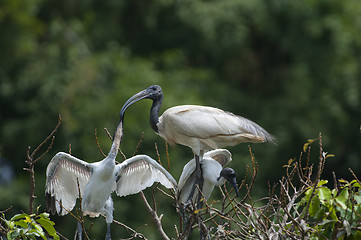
119,85,275,205
45,112,177,240
178,149,238,204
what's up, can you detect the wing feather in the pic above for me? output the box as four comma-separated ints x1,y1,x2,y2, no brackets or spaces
115,155,177,197
177,159,197,203
204,149,232,167
177,159,196,192
45,152,91,215
160,105,276,148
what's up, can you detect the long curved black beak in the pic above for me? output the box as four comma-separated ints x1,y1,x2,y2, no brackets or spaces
220,167,239,197
226,175,239,197
120,89,150,118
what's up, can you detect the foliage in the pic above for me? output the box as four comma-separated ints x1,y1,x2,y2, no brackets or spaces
299,179,361,239
1,211,59,240
1,0,360,237
1,114,361,239
127,134,361,240
229,135,361,240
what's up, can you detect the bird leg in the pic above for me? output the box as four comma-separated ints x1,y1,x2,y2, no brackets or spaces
104,198,113,240
196,169,204,210
183,154,206,239
186,154,204,209
105,223,111,240
77,221,83,240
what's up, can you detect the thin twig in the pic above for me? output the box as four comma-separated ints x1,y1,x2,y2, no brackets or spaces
76,178,90,240
164,141,170,171
104,127,127,160
139,191,170,240
349,168,361,187
112,219,147,239
28,114,62,162
25,114,61,214
133,132,144,156
154,143,162,165
95,128,107,157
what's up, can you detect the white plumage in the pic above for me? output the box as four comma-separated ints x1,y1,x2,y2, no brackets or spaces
115,155,176,197
45,111,177,239
178,149,236,204
46,153,177,219
45,153,91,215
120,85,275,162
157,105,276,155
120,85,275,206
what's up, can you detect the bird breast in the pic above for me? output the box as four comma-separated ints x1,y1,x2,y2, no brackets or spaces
92,159,116,181
82,175,114,214
81,160,115,213
196,160,225,201
202,159,225,187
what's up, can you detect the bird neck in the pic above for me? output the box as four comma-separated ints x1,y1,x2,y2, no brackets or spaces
150,96,162,133
216,175,226,186
98,156,116,180
108,118,124,158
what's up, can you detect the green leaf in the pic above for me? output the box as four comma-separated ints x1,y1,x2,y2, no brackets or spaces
7,232,12,240
4,219,15,229
318,187,332,202
317,180,328,187
36,218,59,240
33,223,43,233
10,213,28,221
309,197,321,217
339,179,348,184
303,188,313,202
350,180,361,188
340,187,349,200
14,219,28,229
38,212,50,219
331,189,337,197
27,228,47,240
329,208,338,221
335,195,347,210
354,193,361,204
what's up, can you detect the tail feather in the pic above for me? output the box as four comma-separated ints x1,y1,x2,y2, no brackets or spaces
237,115,277,144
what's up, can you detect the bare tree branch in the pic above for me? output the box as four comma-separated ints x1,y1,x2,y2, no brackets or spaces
25,114,61,214
139,191,170,240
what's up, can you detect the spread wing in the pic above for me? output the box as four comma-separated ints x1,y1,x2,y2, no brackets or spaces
115,155,177,197
177,158,197,203
160,105,276,148
45,152,91,215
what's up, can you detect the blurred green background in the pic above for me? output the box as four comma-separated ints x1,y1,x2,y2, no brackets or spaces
0,0,360,238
